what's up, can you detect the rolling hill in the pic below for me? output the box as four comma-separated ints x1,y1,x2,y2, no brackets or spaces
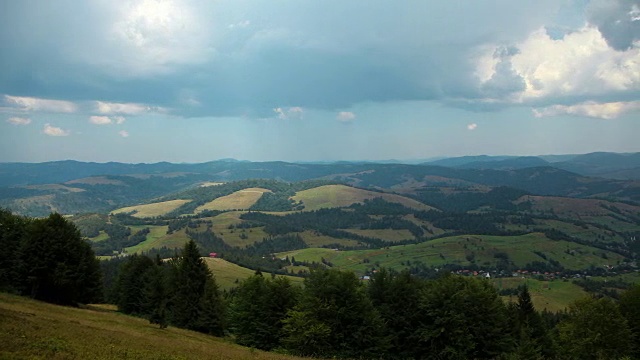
292,184,434,211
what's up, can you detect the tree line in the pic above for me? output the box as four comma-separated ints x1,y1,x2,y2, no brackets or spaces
0,209,102,305
108,241,640,359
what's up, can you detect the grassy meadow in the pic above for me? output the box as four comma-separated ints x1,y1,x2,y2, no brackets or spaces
194,188,271,213
112,199,192,218
203,257,304,290
292,184,434,211
495,277,589,312
0,292,304,360
278,233,624,276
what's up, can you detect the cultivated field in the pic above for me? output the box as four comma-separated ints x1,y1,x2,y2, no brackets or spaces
292,184,434,211
195,188,271,212
0,292,304,360
112,199,192,218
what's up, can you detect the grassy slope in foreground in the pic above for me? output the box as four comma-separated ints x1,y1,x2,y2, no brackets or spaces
292,184,434,211
0,293,303,360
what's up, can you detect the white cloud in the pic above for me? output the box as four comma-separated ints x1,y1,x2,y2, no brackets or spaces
477,26,640,103
43,123,70,136
273,107,304,119
336,111,356,122
95,101,152,115
533,101,640,120
89,115,112,125
114,116,126,124
103,0,214,77
467,123,478,130
118,130,130,137
4,95,77,113
6,117,31,125
228,20,251,29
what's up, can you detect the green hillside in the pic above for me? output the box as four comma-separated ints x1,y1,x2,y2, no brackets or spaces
203,257,304,290
292,184,434,211
278,233,625,276
0,293,303,360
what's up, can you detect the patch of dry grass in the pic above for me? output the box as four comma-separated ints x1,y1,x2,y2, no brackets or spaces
195,188,271,212
292,185,433,211
112,200,192,218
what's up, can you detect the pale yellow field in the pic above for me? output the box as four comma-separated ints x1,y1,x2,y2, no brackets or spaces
292,184,434,211
195,188,272,212
112,199,192,218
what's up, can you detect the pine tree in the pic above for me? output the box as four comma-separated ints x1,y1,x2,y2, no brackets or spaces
115,254,154,314
196,277,225,335
143,262,168,328
0,209,27,292
169,240,224,335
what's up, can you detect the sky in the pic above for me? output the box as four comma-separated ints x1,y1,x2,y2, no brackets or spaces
1,0,639,163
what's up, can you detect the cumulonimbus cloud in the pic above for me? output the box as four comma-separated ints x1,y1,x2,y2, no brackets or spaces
6,117,31,125
475,24,640,108
43,123,70,136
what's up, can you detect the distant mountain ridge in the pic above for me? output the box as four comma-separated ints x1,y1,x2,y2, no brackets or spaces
1,153,640,216
1,152,639,187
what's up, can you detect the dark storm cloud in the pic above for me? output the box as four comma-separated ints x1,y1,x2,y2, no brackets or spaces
587,0,640,50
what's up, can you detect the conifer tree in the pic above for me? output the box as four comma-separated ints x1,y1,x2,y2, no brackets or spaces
115,254,154,314
143,260,168,328
169,240,224,335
